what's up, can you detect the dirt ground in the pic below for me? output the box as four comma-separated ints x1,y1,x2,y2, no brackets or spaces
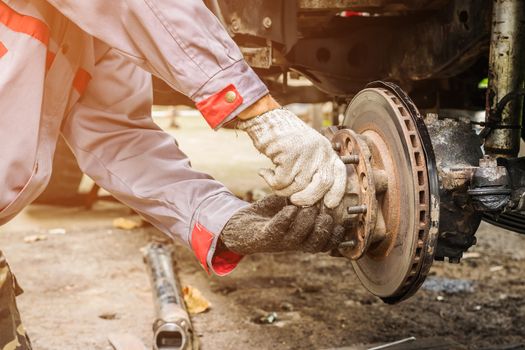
0,114,524,349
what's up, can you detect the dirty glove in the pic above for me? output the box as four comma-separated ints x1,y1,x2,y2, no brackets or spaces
238,108,347,208
220,195,345,255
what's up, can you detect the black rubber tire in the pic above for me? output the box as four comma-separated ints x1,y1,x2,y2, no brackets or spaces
34,137,84,205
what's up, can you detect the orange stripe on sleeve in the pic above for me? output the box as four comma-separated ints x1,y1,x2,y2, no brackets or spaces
0,2,50,45
45,51,55,70
0,41,7,58
73,68,92,95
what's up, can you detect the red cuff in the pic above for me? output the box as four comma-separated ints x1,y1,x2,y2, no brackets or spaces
73,68,92,95
196,84,243,129
190,222,244,275
0,42,7,58
190,222,214,274
211,248,244,276
46,51,56,70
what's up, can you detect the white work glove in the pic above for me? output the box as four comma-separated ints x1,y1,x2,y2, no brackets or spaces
238,108,347,208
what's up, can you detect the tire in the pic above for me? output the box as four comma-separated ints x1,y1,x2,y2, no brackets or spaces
34,137,84,205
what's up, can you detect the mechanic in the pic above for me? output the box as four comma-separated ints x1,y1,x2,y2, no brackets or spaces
0,1,347,347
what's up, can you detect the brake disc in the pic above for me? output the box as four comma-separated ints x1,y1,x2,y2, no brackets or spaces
327,83,439,304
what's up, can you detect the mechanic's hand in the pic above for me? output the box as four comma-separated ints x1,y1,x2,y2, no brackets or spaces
220,195,345,255
238,108,347,208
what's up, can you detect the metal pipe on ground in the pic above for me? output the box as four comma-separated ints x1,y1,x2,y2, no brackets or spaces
143,243,193,350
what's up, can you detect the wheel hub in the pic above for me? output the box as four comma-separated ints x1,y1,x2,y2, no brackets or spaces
325,84,439,303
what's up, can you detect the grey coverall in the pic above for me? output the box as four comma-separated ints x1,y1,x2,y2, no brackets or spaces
0,0,270,347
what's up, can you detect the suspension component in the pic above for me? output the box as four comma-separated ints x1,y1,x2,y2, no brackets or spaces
484,0,525,156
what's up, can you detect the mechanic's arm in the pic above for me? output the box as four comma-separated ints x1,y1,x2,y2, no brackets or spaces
47,0,346,207
61,46,343,275
62,46,250,275
45,0,267,127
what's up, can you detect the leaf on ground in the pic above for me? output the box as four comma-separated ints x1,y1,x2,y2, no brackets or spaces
462,252,481,260
113,217,142,230
24,235,47,243
99,312,118,320
183,285,211,314
48,228,67,235
489,265,504,272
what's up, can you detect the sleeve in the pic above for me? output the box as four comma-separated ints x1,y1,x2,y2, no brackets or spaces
61,47,247,275
46,0,269,129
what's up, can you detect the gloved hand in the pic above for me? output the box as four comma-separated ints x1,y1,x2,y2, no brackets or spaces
238,108,347,208
220,195,345,255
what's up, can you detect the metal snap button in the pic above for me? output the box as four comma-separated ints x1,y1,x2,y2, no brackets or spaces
225,91,237,103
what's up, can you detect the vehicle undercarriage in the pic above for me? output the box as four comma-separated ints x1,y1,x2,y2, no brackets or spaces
199,0,525,302
39,0,524,304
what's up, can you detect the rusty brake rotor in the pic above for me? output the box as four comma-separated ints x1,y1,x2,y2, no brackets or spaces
325,83,439,304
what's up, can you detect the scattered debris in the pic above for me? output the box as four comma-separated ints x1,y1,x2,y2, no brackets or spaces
256,312,278,325
211,283,237,295
273,311,302,328
489,265,504,272
108,333,146,350
358,337,464,350
112,217,143,230
47,228,66,235
368,336,416,350
99,312,118,320
343,300,361,307
474,305,482,311
61,284,76,291
422,277,474,294
462,252,481,260
280,302,294,312
24,235,47,243
436,295,446,302
183,286,211,314
358,295,378,305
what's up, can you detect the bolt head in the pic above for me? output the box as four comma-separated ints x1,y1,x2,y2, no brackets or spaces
225,91,237,103
341,155,360,164
231,19,240,32
263,17,272,29
347,205,367,215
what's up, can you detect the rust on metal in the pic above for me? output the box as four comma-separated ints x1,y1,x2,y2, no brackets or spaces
326,87,435,302
331,128,378,260
297,0,447,11
484,0,525,156
240,44,273,69
341,155,360,164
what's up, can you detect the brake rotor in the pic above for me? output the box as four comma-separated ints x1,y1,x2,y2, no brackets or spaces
330,83,439,303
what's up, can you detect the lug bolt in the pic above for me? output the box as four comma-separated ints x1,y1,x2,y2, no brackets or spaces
347,205,367,215
231,19,240,32
341,155,360,164
338,240,357,250
337,240,357,255
263,17,273,29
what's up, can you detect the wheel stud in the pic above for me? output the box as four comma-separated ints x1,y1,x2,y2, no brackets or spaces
338,240,357,250
347,205,367,215
341,155,360,164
